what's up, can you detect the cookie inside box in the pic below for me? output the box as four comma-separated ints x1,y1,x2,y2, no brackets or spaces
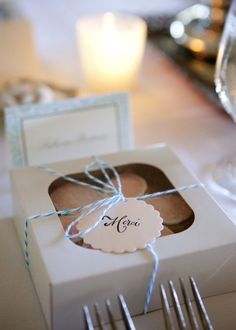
49,163,194,244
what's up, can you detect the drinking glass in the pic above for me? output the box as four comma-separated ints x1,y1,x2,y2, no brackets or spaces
212,0,236,199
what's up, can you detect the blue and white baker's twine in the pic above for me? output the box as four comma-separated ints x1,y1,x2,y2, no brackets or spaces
24,157,203,313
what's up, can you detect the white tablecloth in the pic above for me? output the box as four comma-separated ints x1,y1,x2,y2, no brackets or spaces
1,0,236,325
1,43,236,329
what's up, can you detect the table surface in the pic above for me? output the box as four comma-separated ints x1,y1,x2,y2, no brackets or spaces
1,41,236,329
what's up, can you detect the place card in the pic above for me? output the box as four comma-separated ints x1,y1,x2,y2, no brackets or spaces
5,93,132,167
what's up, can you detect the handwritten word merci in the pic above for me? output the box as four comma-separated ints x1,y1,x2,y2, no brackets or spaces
103,215,141,233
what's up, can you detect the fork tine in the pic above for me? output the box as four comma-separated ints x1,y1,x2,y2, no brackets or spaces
160,283,176,330
83,305,95,330
189,277,215,330
168,280,187,330
179,278,200,330
94,302,106,330
118,294,136,330
105,299,118,330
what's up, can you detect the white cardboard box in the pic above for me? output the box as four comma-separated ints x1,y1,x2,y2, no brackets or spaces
11,145,236,330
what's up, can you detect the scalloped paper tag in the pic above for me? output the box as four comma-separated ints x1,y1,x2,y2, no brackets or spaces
76,198,164,253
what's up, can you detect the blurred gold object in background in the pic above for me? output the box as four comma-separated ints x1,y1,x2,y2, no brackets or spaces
0,20,40,85
170,0,230,58
0,78,78,112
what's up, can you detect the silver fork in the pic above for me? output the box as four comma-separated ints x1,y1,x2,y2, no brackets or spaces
83,294,136,330
160,276,215,330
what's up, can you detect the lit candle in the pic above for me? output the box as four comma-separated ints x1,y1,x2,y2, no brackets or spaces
76,13,147,91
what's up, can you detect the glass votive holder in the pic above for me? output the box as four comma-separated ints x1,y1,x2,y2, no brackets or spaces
76,12,147,92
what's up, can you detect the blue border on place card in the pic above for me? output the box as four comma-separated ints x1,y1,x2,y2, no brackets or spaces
4,92,133,167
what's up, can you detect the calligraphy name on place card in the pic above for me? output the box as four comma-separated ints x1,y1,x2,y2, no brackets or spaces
41,132,108,150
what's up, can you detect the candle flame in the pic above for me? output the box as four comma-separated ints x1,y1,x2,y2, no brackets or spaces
103,12,116,39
